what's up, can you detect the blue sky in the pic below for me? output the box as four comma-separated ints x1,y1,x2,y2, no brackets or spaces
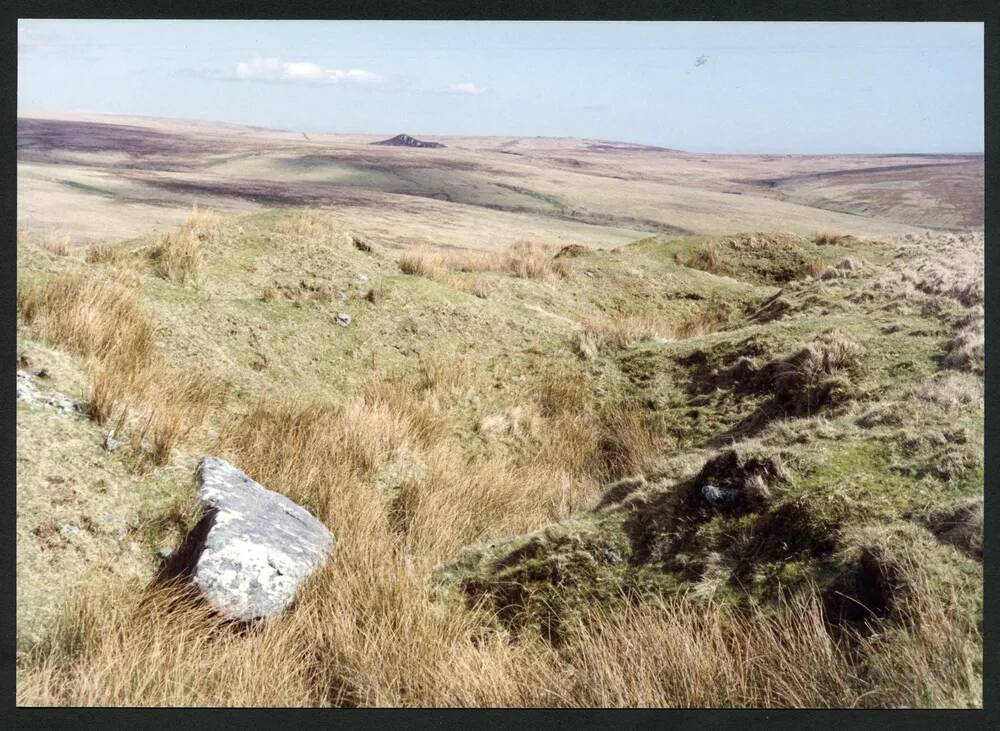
18,20,984,154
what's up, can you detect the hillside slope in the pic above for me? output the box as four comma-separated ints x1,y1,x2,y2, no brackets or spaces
17,113,981,249
15,210,983,707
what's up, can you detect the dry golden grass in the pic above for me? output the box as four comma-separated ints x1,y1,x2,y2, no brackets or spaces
944,307,984,376
595,402,667,481
84,243,125,265
151,229,202,284
149,209,224,284
17,267,225,465
578,298,733,355
19,536,978,707
17,269,153,372
19,227,72,256
561,594,856,707
580,312,673,351
399,241,569,286
762,329,861,413
814,231,847,246
686,241,722,273
91,365,227,466
16,351,981,707
801,258,830,279
14,222,982,707
675,297,734,339
459,277,493,299
273,210,342,245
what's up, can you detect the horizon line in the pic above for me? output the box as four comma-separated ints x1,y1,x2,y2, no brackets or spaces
16,107,986,157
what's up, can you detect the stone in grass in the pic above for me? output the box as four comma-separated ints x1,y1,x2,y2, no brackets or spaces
165,457,335,622
701,483,741,508
336,312,352,327
103,433,125,452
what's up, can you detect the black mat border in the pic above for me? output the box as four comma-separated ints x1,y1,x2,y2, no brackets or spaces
3,1,996,729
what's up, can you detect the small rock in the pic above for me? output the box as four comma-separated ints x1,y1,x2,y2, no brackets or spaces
103,433,123,452
601,548,621,565
60,524,80,538
584,271,595,277
336,313,352,327
140,440,153,454
702,483,740,507
16,370,35,400
356,273,369,283
103,514,127,541
158,546,174,562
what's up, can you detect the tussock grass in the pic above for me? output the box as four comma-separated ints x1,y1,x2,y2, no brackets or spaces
813,231,848,246
149,209,224,284
274,210,339,242
17,270,154,373
578,297,733,354
675,296,734,339
686,241,721,273
84,243,124,266
760,329,862,414
20,540,978,707
596,402,667,481
943,307,984,375
580,312,673,351
92,366,228,466
15,216,983,708
17,268,225,465
399,241,569,284
19,227,72,256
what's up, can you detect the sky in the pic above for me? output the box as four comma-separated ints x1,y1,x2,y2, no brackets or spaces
17,20,984,154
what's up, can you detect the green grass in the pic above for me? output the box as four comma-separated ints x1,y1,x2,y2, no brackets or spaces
16,209,983,707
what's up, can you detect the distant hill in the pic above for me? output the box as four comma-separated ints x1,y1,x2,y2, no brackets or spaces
372,134,446,149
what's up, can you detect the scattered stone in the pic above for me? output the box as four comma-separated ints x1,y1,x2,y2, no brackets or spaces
601,548,622,565
16,371,34,400
103,433,124,452
158,546,174,562
166,456,336,621
102,514,127,541
336,313,352,327
60,524,81,538
140,440,153,454
16,370,82,415
356,273,369,283
584,271,595,278
701,483,741,507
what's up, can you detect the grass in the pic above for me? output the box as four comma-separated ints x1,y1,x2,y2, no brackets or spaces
85,243,125,265
399,241,570,283
17,258,225,466
15,211,984,707
19,227,72,257
149,208,224,284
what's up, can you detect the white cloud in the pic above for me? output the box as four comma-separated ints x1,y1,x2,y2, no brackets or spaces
447,82,487,96
231,56,384,86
